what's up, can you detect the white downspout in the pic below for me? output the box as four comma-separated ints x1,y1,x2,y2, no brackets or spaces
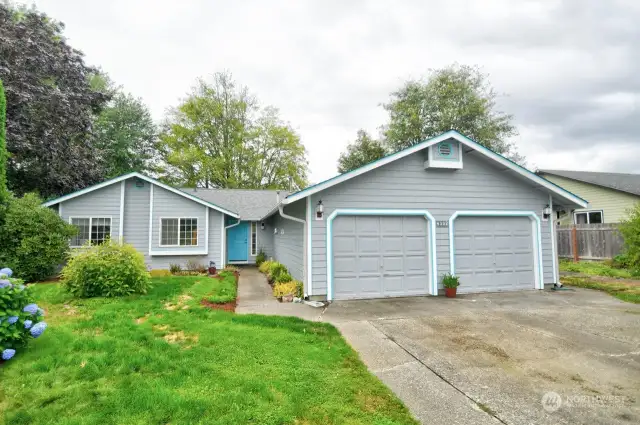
276,192,308,297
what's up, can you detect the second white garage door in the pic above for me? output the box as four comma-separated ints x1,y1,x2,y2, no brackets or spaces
453,216,536,293
332,215,430,300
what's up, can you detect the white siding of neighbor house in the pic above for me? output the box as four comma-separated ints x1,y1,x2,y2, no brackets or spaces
307,150,557,296
59,182,122,241
62,177,223,270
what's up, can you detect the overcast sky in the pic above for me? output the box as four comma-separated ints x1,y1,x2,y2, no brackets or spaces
29,0,640,184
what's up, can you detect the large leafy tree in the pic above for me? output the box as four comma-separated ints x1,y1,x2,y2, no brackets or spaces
0,4,110,197
159,72,308,190
337,130,387,174
383,64,522,162
94,90,158,178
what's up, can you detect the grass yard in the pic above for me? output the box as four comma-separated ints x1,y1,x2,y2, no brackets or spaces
561,276,640,304
559,258,637,279
0,274,416,425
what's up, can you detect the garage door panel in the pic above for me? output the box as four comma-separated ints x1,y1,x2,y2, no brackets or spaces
332,215,430,300
454,216,535,293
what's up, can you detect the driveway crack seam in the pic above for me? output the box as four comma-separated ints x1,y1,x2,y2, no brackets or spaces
368,320,508,425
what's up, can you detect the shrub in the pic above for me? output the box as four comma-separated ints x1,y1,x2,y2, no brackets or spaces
61,240,151,298
185,260,207,273
223,265,239,273
275,272,293,284
169,263,182,274
273,281,303,298
442,273,460,288
0,193,77,282
619,205,640,271
268,262,288,282
0,269,47,361
150,269,172,278
255,250,266,266
258,260,273,274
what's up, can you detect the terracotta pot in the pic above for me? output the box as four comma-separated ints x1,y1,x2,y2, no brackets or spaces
445,287,457,298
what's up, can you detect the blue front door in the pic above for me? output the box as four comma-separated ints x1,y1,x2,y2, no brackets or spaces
227,221,249,261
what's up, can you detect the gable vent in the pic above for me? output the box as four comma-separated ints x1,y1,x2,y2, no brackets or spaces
135,178,145,188
437,142,452,157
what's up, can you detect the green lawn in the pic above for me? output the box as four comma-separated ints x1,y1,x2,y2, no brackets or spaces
0,275,416,425
561,276,640,304
559,259,636,279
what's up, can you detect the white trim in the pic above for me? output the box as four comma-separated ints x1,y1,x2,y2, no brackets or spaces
119,181,125,243
158,217,199,247
306,196,313,296
148,184,154,255
284,131,588,208
549,195,558,283
448,211,544,290
42,172,240,218
204,207,209,255
250,221,258,256
58,202,63,218
573,209,604,224
149,250,208,256
220,214,226,266
326,209,438,301
68,216,113,248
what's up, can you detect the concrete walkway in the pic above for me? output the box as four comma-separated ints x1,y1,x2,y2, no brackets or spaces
235,268,500,424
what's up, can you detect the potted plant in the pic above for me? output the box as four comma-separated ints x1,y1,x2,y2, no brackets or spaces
442,273,460,298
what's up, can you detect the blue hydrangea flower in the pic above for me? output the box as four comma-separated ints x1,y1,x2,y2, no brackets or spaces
0,268,13,277
7,316,18,325
0,280,12,289
23,303,39,315
24,319,33,329
30,322,47,338
2,349,16,360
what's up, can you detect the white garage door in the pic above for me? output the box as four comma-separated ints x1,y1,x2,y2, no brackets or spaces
332,215,430,300
453,216,536,293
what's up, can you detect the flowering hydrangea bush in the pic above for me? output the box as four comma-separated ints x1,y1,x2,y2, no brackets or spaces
0,268,47,361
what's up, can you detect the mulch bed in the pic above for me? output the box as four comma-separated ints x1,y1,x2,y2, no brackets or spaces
200,299,237,312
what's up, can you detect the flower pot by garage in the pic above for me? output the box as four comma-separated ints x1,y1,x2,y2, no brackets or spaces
445,287,457,298
282,294,294,303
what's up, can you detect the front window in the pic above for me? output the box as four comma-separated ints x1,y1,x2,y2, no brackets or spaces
574,210,603,224
70,217,111,246
251,222,257,256
161,218,198,246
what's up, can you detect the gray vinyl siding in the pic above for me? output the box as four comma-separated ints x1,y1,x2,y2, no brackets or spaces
60,182,122,241
123,178,150,257
310,151,555,296
270,202,305,282
258,220,275,260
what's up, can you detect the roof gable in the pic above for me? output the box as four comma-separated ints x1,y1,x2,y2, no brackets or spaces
285,130,588,208
42,172,240,218
538,169,640,197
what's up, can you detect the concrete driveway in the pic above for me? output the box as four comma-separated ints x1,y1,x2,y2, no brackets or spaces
237,269,640,424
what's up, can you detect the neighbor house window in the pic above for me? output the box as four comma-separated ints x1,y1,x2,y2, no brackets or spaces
574,210,603,224
160,218,198,246
251,222,257,256
70,217,112,247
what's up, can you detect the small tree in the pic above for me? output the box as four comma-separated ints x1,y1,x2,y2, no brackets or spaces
337,130,387,174
618,203,640,270
0,193,77,282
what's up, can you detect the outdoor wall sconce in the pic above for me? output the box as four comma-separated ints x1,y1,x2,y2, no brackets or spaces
260,222,265,230
315,200,324,220
543,205,551,220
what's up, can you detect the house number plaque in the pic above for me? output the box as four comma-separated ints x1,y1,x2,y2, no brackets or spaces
436,221,449,228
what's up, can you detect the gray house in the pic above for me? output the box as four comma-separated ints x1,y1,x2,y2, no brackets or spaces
44,130,588,300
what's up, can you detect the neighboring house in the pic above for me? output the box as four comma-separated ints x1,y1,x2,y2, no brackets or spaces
537,169,640,225
44,130,587,300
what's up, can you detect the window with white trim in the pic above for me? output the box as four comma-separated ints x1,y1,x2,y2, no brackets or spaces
251,222,257,256
70,217,111,246
574,210,603,224
160,218,198,246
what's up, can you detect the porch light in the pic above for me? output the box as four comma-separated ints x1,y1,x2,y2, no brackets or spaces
260,222,265,230
543,205,551,220
316,200,324,220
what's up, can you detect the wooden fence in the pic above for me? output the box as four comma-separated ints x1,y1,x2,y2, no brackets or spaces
556,223,624,260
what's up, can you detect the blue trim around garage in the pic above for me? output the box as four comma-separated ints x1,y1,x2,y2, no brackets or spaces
326,209,438,301
448,211,545,290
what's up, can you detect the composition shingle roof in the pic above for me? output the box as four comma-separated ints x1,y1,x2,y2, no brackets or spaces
180,188,287,220
539,169,640,197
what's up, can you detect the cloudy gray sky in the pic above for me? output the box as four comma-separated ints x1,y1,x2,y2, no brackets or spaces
30,0,640,183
